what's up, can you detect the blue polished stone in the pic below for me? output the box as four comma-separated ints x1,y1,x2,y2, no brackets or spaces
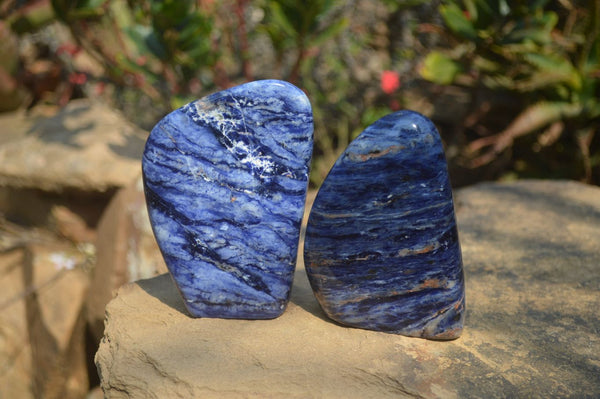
304,110,465,339
142,80,313,319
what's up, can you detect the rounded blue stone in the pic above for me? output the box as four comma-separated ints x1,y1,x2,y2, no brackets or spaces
143,80,314,319
304,110,465,339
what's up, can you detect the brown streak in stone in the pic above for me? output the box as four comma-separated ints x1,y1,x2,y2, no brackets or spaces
347,145,406,162
421,278,444,289
396,242,440,257
428,326,462,340
405,278,448,295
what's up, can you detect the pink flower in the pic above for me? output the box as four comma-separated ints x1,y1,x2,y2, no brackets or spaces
381,70,400,94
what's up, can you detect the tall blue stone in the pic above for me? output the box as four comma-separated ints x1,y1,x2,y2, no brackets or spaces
304,110,465,339
142,80,313,319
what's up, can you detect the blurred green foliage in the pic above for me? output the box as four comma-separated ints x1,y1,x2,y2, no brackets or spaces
259,0,348,82
128,1,216,79
1,0,598,186
50,0,218,109
420,0,600,182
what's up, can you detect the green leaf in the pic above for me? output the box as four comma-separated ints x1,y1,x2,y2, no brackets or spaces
9,1,56,33
113,53,160,83
380,0,429,12
524,53,572,74
523,53,581,90
267,1,298,38
126,25,167,60
65,0,109,19
146,30,168,61
420,51,462,85
440,3,477,41
473,56,502,73
513,74,578,93
467,0,496,27
505,11,557,45
482,74,517,90
308,16,348,47
463,0,478,21
125,24,151,51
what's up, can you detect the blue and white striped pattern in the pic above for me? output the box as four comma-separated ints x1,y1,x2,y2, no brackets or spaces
304,111,465,339
143,80,313,319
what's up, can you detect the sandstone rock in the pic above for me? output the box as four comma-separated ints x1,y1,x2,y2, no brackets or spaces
0,248,31,399
86,176,167,342
85,386,105,399
0,99,146,192
0,242,90,399
51,205,97,244
26,244,90,399
95,180,600,398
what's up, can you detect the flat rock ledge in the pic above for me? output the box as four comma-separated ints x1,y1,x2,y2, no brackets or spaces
0,99,146,192
95,180,600,398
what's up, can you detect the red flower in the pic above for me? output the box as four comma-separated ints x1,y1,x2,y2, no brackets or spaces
381,70,400,94
68,72,87,85
56,43,81,57
136,56,148,66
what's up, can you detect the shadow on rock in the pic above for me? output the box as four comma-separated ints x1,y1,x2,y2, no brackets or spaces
136,273,188,315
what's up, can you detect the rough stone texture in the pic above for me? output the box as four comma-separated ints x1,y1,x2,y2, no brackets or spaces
51,205,97,244
0,242,90,399
0,249,31,399
0,99,146,192
86,175,167,342
96,180,600,398
0,185,114,229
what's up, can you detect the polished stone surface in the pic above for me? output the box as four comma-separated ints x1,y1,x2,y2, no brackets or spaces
142,80,313,319
304,110,464,339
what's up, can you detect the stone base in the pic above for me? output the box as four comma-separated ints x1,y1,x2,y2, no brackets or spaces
96,181,600,398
